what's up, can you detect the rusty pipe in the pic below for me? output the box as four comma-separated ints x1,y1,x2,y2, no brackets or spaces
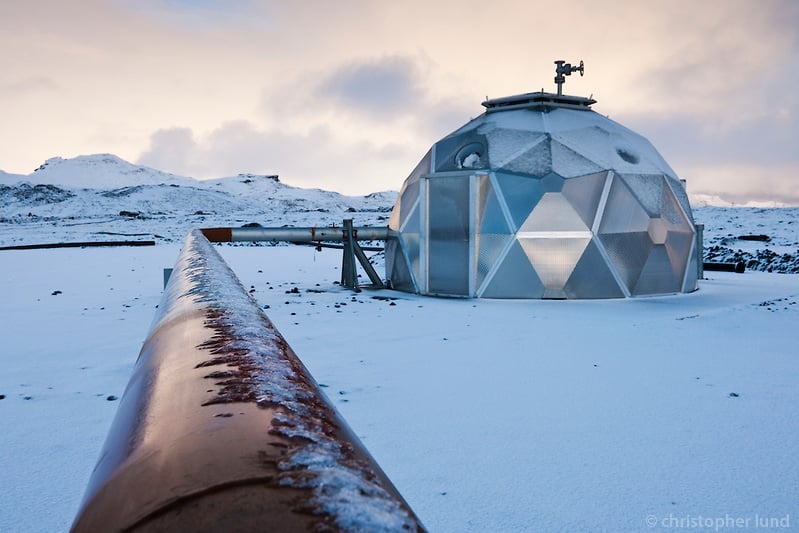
200,225,390,243
71,229,424,532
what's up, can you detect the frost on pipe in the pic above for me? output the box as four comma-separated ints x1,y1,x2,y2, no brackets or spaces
71,229,424,532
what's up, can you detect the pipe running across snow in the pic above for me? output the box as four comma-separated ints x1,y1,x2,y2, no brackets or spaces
71,229,424,532
200,225,390,244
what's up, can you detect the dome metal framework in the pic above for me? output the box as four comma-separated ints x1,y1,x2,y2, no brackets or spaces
385,81,699,299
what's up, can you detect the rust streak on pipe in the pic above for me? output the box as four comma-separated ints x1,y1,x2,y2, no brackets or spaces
71,229,424,532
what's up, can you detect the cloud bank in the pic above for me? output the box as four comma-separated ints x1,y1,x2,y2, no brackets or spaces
0,0,797,202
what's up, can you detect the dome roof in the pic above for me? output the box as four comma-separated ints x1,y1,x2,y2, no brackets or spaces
435,91,676,178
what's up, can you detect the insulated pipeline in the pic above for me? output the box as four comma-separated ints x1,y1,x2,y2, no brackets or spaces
200,226,390,243
71,229,424,532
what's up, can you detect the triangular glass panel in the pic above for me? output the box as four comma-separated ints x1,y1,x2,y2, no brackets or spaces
493,172,544,232
476,175,512,235
520,192,590,232
561,171,609,230
385,238,417,292
401,232,421,286
518,236,590,290
400,200,420,234
564,239,625,299
392,150,430,230
476,233,514,290
682,238,699,293
665,230,693,282
480,239,544,298
541,172,564,192
598,231,653,294
634,245,679,295
398,181,421,231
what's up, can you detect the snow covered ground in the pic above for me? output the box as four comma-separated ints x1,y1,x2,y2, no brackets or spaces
1,156,798,532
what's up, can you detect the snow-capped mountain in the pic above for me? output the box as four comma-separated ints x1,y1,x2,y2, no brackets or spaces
3,153,396,205
24,154,193,189
0,154,396,246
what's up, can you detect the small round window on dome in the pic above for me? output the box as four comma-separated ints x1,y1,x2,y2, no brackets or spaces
455,142,485,169
616,147,639,164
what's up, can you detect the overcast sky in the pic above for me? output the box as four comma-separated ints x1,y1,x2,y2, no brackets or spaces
1,0,797,203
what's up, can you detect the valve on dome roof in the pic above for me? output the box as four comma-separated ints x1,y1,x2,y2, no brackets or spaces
554,59,584,95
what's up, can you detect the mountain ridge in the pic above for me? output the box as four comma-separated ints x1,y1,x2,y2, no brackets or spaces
1,153,398,200
0,153,398,247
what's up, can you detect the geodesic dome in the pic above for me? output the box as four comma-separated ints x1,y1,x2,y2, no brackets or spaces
385,91,699,299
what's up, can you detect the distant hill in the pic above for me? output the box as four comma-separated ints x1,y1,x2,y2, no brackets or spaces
0,169,24,183
1,153,397,202
0,153,397,216
0,154,397,246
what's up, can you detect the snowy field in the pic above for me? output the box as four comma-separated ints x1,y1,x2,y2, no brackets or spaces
1,156,798,532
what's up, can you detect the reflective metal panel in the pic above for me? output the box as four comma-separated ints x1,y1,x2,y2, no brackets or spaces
561,171,608,229
480,240,544,298
486,129,547,171
552,126,613,169
493,172,544,231
665,176,695,224
520,192,589,232
519,237,590,289
502,136,552,175
550,139,604,178
564,239,625,299
599,231,653,293
427,177,470,295
598,177,650,234
618,173,665,217
660,183,691,228
634,245,679,295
